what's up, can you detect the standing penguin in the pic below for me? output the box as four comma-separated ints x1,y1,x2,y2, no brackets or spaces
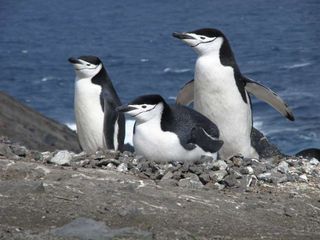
68,56,125,153
173,28,294,159
117,94,223,163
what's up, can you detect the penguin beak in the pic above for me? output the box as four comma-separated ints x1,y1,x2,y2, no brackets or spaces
172,32,195,40
68,57,82,64
116,105,137,113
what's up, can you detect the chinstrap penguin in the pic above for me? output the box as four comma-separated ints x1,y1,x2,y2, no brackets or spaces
117,94,223,163
68,56,125,153
172,28,294,160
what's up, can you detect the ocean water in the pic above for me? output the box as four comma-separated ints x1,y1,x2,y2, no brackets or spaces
0,0,319,154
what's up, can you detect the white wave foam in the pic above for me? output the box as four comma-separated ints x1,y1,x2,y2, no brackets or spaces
41,76,55,82
65,120,135,145
283,62,311,69
253,120,263,130
140,58,149,62
163,67,191,73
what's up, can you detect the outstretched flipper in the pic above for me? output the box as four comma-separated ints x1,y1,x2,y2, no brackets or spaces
188,126,223,153
176,77,295,122
176,79,194,105
244,76,295,121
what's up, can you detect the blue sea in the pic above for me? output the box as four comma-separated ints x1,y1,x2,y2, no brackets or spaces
0,0,319,155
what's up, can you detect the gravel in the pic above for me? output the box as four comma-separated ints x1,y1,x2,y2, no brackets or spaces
1,136,320,191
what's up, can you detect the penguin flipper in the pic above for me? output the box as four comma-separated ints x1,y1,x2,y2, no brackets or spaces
188,126,223,153
102,95,124,151
176,79,194,105
244,77,295,121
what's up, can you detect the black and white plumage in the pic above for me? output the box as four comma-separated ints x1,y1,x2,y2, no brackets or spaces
68,56,125,153
117,94,223,163
173,28,294,159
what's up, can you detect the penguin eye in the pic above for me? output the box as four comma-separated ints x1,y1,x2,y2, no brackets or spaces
142,105,147,109
87,64,91,66
200,36,205,40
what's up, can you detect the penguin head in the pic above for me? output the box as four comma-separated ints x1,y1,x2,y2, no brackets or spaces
117,95,166,123
172,28,226,55
68,56,103,79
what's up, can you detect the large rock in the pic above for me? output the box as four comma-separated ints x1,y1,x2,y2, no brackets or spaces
0,91,81,152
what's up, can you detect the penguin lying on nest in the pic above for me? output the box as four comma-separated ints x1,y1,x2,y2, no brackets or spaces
117,94,223,163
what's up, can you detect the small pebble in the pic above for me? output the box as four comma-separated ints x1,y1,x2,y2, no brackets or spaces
310,158,319,166
49,150,72,166
178,174,203,189
209,170,227,182
257,172,272,182
212,160,227,171
277,161,289,174
299,174,308,182
240,166,254,175
117,163,128,173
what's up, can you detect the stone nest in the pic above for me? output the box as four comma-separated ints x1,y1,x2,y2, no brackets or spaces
1,136,319,191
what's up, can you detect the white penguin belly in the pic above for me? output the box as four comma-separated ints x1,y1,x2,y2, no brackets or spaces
194,56,258,159
74,79,105,153
133,120,216,163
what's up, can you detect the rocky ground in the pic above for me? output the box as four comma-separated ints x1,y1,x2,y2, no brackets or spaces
1,136,320,240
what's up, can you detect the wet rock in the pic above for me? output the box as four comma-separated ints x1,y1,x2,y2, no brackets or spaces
277,161,289,174
209,170,227,182
212,160,227,171
49,150,73,166
178,174,203,189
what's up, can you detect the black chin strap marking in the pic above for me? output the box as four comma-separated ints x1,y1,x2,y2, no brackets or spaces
191,37,217,48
